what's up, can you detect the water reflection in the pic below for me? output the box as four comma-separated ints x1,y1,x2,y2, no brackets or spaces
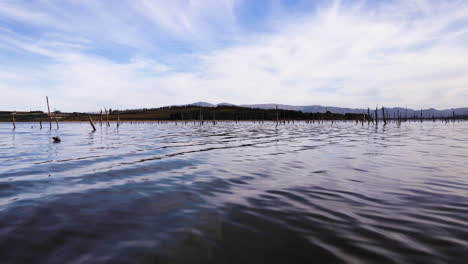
0,121,467,263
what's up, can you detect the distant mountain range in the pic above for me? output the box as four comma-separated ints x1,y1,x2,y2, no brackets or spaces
189,102,468,118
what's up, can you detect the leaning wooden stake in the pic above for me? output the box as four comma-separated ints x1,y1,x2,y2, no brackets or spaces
46,96,52,130
88,115,96,132
12,112,16,129
39,119,42,129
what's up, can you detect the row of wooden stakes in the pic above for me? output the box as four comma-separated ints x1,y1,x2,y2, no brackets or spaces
10,99,464,131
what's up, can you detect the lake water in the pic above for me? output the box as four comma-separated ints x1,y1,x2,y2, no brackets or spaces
1,121,467,263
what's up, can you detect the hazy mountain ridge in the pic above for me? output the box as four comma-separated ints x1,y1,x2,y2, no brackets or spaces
189,103,468,118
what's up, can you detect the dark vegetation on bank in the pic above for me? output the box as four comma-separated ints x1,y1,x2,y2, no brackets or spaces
3,104,468,126
1,105,369,122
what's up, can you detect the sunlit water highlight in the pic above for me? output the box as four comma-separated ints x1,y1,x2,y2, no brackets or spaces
0,122,467,263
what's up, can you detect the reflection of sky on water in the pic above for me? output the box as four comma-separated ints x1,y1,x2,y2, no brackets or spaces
0,121,467,263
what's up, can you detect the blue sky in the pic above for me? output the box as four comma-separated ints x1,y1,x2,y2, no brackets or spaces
1,0,467,111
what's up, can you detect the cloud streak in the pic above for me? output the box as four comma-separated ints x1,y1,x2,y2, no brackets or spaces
0,0,467,111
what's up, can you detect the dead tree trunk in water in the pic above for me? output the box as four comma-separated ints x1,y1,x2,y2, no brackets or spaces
12,112,16,129
367,108,372,124
375,106,379,125
199,107,203,126
54,112,59,129
105,108,110,127
382,107,387,125
88,115,96,132
100,110,103,126
46,96,52,130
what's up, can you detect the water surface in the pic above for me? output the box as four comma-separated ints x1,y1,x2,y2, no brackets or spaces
1,121,467,263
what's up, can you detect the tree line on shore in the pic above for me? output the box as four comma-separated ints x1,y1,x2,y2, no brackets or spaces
2,104,467,123
0,105,369,122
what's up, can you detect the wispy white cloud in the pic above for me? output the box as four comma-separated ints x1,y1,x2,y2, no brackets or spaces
0,0,467,111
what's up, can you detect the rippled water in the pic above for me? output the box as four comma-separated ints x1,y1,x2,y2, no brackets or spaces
1,121,467,263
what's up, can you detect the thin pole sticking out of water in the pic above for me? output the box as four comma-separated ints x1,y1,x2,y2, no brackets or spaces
39,119,42,129
375,106,379,125
117,113,120,128
46,96,52,130
100,110,103,126
199,107,203,126
367,108,373,124
12,112,16,129
276,105,279,126
88,115,96,132
104,108,110,127
382,107,387,125
54,112,59,129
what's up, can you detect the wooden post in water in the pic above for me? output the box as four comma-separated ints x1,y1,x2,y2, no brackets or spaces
117,113,120,128
375,106,379,125
12,112,16,129
88,115,96,132
382,107,387,125
199,107,203,126
54,112,59,129
198,106,202,126
367,108,372,124
100,110,103,126
46,96,52,130
39,119,42,129
104,108,110,127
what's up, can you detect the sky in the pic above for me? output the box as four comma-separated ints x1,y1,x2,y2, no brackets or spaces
0,0,467,112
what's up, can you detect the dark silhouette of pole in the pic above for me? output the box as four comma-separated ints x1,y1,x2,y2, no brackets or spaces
46,96,52,130
375,106,379,125
382,107,387,125
88,115,96,132
12,112,16,129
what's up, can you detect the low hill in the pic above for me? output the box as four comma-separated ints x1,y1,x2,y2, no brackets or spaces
0,105,367,122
